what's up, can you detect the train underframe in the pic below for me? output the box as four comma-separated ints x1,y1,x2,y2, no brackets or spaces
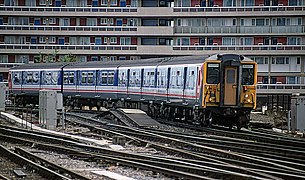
14,94,250,130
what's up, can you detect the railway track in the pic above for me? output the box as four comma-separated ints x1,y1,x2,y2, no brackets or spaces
65,111,305,179
4,108,305,179
0,124,249,179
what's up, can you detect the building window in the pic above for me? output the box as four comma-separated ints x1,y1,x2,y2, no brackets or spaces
110,0,117,6
59,18,70,26
39,0,52,5
254,57,266,64
39,37,46,43
110,37,117,44
223,0,236,6
101,0,107,5
297,57,301,64
101,56,107,61
289,0,303,6
223,37,236,45
120,37,131,45
272,57,289,64
16,55,29,63
240,37,253,45
87,18,97,26
0,55,8,63
110,56,117,61
241,0,254,6
119,56,126,60
91,56,98,61
49,36,56,43
127,19,138,26
101,18,107,25
25,0,36,6
288,37,301,45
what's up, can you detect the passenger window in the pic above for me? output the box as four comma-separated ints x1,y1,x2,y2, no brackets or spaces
13,72,21,84
88,72,94,84
101,72,107,85
82,72,87,84
108,71,114,85
69,72,74,84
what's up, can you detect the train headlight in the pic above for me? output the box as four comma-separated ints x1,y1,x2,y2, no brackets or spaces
244,94,249,98
247,99,251,103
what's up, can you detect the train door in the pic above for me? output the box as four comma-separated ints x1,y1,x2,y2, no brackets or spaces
224,67,238,106
182,66,187,102
76,70,80,95
166,67,171,102
140,68,144,100
127,69,130,98
95,70,98,96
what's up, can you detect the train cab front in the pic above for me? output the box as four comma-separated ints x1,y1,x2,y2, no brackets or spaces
202,54,257,129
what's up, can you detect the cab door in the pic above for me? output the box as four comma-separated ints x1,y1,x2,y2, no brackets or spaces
224,67,238,106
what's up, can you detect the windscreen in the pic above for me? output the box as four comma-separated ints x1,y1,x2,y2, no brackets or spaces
207,63,220,84
242,64,254,85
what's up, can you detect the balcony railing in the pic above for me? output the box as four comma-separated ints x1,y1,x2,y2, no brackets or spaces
0,5,304,13
172,45,305,52
173,6,305,12
257,84,305,94
0,44,137,51
1,44,304,54
0,63,24,68
2,25,303,35
175,25,304,34
0,6,137,13
0,25,137,32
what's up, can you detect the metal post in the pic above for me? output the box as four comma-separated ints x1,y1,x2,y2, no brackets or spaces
25,106,28,129
30,105,33,130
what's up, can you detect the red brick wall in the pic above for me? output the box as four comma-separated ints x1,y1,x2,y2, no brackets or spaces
19,0,25,6
214,0,222,6
277,76,286,84
80,18,86,26
279,0,288,5
8,55,15,63
131,37,137,45
213,37,222,45
191,0,201,6
255,0,264,5
190,37,199,45
70,18,76,26
278,37,287,45
254,37,263,45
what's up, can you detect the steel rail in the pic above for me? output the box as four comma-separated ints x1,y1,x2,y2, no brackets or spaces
14,147,91,180
0,128,273,179
0,144,70,180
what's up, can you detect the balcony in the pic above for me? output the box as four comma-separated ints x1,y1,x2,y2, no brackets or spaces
0,44,304,56
0,25,138,36
0,25,174,36
1,5,304,17
0,44,137,54
0,6,138,17
173,6,305,17
0,63,24,72
174,26,305,35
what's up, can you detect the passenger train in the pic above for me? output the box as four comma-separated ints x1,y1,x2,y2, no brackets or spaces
9,54,257,129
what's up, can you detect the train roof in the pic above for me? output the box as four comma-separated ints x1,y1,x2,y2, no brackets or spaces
65,55,210,69
10,54,254,71
10,62,70,70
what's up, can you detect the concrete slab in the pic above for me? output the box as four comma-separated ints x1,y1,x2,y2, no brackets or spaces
0,112,110,146
118,109,160,127
109,144,125,151
92,170,135,180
